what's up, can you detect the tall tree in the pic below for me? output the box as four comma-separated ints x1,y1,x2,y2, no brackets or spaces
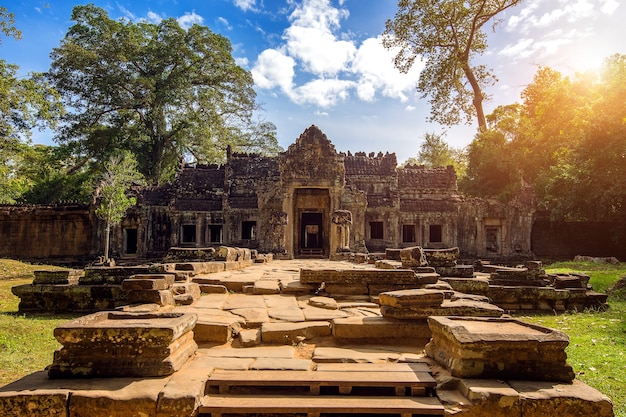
94,152,144,263
383,0,523,130
0,7,63,203
48,5,278,185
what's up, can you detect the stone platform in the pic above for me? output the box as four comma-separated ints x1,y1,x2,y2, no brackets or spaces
0,259,615,417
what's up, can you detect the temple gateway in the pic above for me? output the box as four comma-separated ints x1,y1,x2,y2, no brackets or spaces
110,125,534,260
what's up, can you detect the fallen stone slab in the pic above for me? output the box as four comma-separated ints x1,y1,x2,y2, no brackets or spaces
261,321,332,343
197,283,228,294
423,247,459,267
400,246,428,267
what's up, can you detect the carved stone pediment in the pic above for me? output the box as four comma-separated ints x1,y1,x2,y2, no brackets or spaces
280,125,345,187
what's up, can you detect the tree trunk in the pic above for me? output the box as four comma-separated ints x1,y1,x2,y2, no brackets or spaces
462,64,487,131
104,221,111,263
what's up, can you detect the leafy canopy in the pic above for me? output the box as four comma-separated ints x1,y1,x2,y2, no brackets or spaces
462,54,626,227
384,0,523,130
48,5,279,185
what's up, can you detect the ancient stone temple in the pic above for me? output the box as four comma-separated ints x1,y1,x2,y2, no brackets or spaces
109,125,534,261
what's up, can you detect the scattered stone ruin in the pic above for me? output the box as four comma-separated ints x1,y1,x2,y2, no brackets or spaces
1,245,614,417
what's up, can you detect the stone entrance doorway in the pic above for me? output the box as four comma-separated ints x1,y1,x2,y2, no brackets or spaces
293,188,330,257
300,212,323,255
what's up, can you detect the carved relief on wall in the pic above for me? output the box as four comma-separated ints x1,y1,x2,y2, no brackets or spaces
332,209,352,251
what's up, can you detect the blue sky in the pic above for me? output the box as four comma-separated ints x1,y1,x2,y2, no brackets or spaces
3,0,625,162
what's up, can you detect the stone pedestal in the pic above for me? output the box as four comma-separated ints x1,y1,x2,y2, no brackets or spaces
425,316,575,382
48,311,197,378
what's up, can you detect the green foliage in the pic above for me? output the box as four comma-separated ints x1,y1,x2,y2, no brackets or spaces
0,6,21,43
48,5,278,185
403,132,467,177
94,151,144,261
462,54,626,227
383,0,523,129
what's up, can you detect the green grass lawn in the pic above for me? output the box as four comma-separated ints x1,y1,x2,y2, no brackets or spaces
0,261,76,386
0,258,624,416
520,261,626,417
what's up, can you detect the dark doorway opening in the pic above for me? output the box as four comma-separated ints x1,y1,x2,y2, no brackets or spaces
125,228,138,255
300,212,323,255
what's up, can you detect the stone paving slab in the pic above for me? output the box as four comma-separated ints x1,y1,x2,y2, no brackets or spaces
301,305,350,321
221,294,267,310
198,345,296,359
250,358,313,371
228,308,270,327
262,294,300,308
313,345,426,364
267,306,306,322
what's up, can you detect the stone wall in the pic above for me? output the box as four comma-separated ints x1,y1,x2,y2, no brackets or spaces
0,204,94,261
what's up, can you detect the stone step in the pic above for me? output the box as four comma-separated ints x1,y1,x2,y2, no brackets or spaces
332,316,431,341
199,394,444,417
205,369,436,396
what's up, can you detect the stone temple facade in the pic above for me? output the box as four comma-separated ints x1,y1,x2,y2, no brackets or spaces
109,125,535,261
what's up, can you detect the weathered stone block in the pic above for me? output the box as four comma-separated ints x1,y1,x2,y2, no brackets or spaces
33,270,81,285
423,247,459,267
80,266,153,285
127,289,175,306
426,316,575,382
400,246,428,267
49,312,197,378
378,289,445,308
381,299,503,320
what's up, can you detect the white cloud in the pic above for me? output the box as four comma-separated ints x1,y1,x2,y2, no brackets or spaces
177,12,203,30
601,0,619,14
251,49,296,92
351,36,422,102
499,38,536,59
218,17,232,30
290,78,354,107
234,0,257,12
251,0,423,108
284,0,356,76
146,11,163,24
405,105,416,112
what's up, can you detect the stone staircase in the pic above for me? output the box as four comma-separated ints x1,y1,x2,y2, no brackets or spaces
198,362,444,417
